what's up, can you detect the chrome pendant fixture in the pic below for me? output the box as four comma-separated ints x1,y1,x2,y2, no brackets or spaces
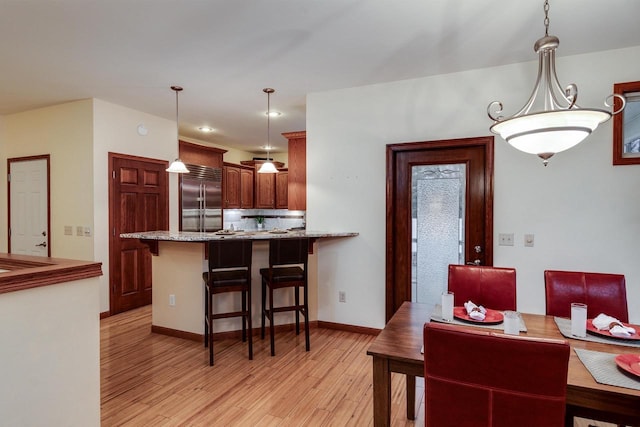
487,0,625,166
166,85,189,174
257,88,278,174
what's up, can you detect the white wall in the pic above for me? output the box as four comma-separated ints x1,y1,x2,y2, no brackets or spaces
308,45,640,328
1,100,94,259
0,278,101,427
93,99,178,313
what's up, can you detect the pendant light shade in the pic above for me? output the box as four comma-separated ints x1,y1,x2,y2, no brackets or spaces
487,1,625,166
166,86,189,174
258,161,278,173
258,88,278,174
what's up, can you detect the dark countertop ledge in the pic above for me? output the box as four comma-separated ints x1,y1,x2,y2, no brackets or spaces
0,253,103,295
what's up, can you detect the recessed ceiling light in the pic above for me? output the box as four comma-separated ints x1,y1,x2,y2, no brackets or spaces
198,126,214,132
265,111,281,117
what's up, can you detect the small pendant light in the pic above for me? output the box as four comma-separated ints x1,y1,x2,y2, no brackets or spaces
166,85,190,174
258,88,278,174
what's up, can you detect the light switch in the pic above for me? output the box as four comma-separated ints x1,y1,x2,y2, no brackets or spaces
64,226,72,236
76,226,84,236
524,234,535,247
84,226,92,237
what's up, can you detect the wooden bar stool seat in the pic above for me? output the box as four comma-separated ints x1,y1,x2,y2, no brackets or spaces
260,238,310,356
203,239,253,366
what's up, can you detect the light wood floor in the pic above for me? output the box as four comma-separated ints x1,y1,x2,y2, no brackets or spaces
101,306,611,426
101,305,425,426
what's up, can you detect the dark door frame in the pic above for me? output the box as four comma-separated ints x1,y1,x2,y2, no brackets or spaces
385,136,494,321
7,154,51,256
108,152,169,316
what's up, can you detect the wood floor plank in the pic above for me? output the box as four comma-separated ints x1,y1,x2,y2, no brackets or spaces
100,305,422,426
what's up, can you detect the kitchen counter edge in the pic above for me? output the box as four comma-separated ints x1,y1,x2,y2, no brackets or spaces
120,230,359,242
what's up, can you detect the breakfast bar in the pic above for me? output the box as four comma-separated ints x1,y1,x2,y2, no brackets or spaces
120,230,357,340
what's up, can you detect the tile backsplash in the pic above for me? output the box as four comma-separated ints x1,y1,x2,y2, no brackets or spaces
223,209,305,231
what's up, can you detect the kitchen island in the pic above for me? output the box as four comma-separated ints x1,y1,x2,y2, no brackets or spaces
120,229,358,340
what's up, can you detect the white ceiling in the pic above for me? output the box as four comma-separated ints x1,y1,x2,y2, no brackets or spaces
2,0,640,153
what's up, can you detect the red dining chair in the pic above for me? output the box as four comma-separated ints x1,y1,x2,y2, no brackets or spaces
544,270,628,322
448,264,517,311
423,322,570,427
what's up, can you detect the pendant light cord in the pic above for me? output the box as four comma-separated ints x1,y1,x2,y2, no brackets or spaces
263,88,275,162
543,0,550,36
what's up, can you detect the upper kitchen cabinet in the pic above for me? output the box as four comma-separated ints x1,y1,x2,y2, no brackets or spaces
179,140,226,168
275,169,288,209
283,131,306,211
241,160,285,209
223,163,254,209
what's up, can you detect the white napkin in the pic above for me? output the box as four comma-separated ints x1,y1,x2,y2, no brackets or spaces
592,313,636,337
464,300,486,321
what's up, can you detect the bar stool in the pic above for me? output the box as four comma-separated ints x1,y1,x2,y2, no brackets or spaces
260,238,309,356
202,239,253,366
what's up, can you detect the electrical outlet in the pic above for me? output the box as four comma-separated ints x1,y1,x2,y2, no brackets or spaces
76,226,84,236
338,291,346,303
169,294,176,306
498,233,514,246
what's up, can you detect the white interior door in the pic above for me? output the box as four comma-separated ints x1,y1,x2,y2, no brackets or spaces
9,158,49,256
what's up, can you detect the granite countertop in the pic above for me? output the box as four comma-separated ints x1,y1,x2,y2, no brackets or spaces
120,230,358,241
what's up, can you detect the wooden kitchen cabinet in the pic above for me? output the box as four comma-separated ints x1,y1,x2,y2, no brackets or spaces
179,140,226,168
275,169,288,209
282,131,306,210
223,163,254,209
255,170,276,209
239,167,254,208
240,160,285,209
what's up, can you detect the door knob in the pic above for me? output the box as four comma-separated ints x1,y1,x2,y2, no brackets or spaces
36,241,47,248
466,259,481,266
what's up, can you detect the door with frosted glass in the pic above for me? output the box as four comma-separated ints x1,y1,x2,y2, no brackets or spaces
385,137,494,321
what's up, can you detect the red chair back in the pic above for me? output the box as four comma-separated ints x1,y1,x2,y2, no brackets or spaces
423,322,569,427
544,270,628,322
448,265,516,311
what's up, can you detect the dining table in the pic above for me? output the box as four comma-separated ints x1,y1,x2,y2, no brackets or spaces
366,301,640,427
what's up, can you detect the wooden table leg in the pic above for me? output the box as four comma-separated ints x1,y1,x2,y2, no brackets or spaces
406,374,416,420
372,356,391,427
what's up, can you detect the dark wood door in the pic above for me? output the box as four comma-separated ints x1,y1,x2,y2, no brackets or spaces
109,154,168,315
385,137,494,321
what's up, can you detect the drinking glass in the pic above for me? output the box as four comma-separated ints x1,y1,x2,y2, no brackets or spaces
441,291,454,322
571,303,588,337
503,310,520,335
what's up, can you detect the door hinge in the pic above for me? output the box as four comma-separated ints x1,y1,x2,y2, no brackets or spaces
113,228,116,236
112,170,116,179
7,173,10,182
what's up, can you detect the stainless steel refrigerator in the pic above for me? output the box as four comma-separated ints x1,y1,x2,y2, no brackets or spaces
180,164,222,232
